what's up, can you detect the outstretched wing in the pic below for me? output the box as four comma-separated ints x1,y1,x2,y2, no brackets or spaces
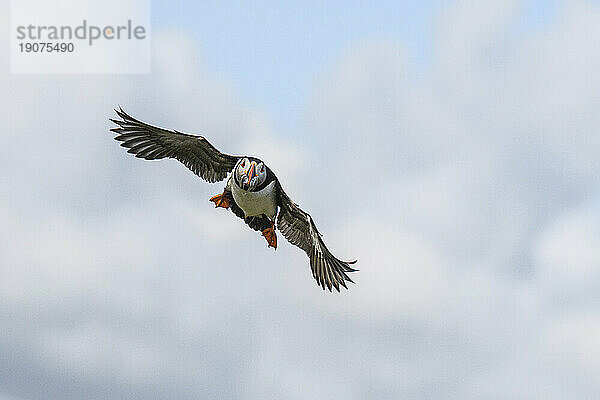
110,107,240,183
276,182,357,292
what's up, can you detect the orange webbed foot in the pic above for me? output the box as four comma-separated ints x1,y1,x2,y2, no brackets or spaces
209,192,230,209
262,221,277,249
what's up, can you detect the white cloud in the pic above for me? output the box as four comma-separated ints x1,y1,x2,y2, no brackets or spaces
304,218,450,321
0,25,306,399
3,0,600,399
534,208,600,293
301,0,600,398
537,309,600,387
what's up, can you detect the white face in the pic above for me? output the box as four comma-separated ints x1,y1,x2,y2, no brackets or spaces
235,158,267,191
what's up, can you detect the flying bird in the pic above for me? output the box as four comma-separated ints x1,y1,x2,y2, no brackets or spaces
109,108,357,292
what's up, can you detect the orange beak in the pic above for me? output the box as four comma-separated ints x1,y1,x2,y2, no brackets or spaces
246,162,256,183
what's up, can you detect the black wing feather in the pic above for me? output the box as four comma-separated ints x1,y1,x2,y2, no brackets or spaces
110,107,240,183
276,182,357,292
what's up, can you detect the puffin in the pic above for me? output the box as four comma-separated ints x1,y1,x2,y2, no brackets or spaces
109,108,357,292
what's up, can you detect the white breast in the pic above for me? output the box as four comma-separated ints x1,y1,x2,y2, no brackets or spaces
231,179,277,219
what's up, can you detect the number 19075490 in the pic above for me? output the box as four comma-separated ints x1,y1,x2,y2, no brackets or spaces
19,42,74,52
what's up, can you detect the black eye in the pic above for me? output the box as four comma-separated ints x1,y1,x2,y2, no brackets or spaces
260,166,265,173
241,161,245,167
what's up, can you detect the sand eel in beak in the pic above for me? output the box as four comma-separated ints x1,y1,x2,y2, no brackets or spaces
110,107,357,292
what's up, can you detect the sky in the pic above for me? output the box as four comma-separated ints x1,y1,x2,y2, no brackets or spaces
2,0,600,399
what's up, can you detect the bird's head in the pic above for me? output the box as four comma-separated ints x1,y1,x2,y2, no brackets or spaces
235,157,267,191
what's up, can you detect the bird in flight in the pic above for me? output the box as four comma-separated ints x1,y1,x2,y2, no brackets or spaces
109,108,357,292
